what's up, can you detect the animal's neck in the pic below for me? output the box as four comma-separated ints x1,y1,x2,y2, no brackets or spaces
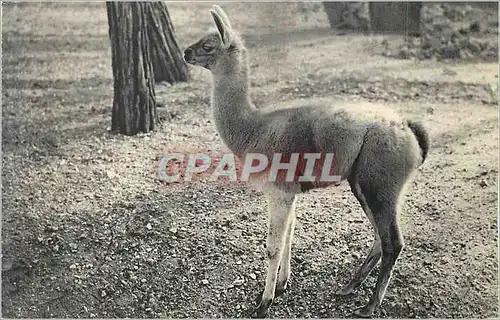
211,52,260,155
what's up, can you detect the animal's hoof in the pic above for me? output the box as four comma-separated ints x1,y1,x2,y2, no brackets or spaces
254,290,263,305
250,297,272,318
275,280,288,298
335,285,354,296
250,308,266,319
353,306,373,318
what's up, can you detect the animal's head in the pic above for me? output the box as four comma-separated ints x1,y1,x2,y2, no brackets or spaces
184,5,244,72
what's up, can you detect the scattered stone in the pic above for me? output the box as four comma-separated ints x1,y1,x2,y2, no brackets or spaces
2,260,13,272
169,227,178,234
106,170,119,179
391,3,497,61
233,278,245,286
479,180,488,187
201,279,209,285
442,68,457,76
469,21,481,32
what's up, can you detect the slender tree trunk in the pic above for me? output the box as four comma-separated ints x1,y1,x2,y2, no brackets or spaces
107,2,158,135
146,2,189,84
369,2,422,36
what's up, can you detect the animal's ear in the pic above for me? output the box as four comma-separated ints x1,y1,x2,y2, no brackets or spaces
213,5,232,30
210,8,232,48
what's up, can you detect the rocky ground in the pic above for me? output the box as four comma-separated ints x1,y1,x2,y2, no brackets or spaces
391,2,498,61
2,2,498,318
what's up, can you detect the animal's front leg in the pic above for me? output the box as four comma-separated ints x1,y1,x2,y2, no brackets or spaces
275,202,297,298
252,189,296,318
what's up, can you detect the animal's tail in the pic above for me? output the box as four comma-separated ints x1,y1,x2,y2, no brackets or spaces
407,120,430,165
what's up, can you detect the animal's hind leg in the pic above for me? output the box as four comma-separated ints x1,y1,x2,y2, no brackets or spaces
354,214,404,317
336,179,381,296
352,181,404,317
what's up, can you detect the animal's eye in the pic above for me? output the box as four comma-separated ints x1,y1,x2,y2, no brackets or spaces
202,43,214,51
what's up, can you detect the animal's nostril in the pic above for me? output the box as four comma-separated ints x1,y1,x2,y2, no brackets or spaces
184,48,193,60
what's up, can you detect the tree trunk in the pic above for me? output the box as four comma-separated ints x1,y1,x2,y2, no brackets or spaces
369,2,422,36
146,2,189,84
107,2,158,135
323,2,369,31
323,2,344,27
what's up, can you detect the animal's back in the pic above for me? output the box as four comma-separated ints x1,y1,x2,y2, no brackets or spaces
243,105,367,189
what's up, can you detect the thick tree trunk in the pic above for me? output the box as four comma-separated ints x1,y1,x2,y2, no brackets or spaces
107,2,158,135
323,2,369,31
146,2,189,84
323,2,344,27
369,2,422,36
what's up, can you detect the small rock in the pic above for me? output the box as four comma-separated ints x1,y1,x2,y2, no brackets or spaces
201,279,209,285
442,46,461,59
46,225,59,232
398,47,410,59
2,260,13,272
169,227,178,234
106,170,119,179
479,180,488,187
233,278,245,286
442,68,457,76
146,223,152,230
249,273,257,280
469,21,481,33
426,107,435,114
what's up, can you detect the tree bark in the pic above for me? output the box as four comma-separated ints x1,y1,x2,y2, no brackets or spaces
146,2,189,84
107,2,158,136
369,2,422,36
323,2,344,27
323,2,369,31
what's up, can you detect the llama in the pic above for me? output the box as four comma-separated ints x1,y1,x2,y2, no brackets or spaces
183,5,430,318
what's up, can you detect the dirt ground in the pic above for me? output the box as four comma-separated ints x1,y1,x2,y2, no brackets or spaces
2,2,498,318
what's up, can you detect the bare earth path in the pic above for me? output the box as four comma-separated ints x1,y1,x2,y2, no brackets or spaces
2,3,498,318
